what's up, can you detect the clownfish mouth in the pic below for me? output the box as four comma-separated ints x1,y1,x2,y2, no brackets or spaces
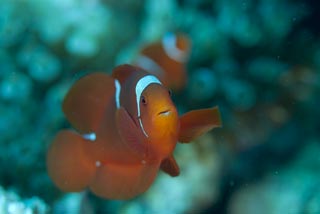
158,109,171,116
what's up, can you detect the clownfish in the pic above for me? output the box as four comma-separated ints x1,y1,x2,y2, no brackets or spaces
134,32,190,91
47,64,221,200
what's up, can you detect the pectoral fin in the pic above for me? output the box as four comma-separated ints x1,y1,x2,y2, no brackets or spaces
116,107,147,157
160,155,180,177
178,106,222,143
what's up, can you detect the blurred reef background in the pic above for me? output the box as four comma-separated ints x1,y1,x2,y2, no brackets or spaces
0,0,320,213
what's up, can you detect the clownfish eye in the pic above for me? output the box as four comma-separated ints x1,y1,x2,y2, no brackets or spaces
141,96,147,105
168,89,172,96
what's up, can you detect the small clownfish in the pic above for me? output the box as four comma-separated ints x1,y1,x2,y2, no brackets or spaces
46,64,221,200
134,32,190,91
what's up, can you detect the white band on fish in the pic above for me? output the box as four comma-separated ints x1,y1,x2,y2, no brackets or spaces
83,132,96,141
135,75,162,137
135,55,165,79
162,32,187,63
138,117,149,137
114,79,121,109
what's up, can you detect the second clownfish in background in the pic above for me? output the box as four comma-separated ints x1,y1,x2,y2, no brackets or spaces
134,32,191,91
46,64,221,200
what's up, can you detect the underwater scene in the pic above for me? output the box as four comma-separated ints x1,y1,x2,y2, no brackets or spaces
1,0,320,213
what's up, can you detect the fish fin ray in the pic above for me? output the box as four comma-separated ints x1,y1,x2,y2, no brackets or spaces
90,162,159,199
116,107,147,157
63,72,115,133
178,106,222,143
46,130,96,192
160,155,180,177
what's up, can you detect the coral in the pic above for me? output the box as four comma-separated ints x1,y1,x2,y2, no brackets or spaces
18,44,62,83
0,186,48,214
0,72,32,102
141,0,178,42
52,193,94,214
187,68,218,103
246,57,289,84
229,141,320,214
0,1,30,48
221,78,256,111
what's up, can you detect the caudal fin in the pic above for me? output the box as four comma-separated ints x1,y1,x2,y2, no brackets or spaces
90,161,159,200
47,130,96,192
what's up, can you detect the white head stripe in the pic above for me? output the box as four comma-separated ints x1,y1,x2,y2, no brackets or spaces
135,75,162,117
139,118,149,137
135,75,162,138
114,79,121,109
162,32,187,63
135,55,165,78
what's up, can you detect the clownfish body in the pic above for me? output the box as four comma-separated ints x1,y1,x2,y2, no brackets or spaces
47,64,221,200
134,33,190,91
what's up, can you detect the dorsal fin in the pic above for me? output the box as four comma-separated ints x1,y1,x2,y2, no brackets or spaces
63,72,116,133
112,64,141,84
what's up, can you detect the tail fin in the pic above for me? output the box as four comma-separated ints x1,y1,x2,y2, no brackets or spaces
47,130,96,192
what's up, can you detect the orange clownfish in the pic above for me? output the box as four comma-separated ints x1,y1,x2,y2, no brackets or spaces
47,64,221,200
134,32,190,91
